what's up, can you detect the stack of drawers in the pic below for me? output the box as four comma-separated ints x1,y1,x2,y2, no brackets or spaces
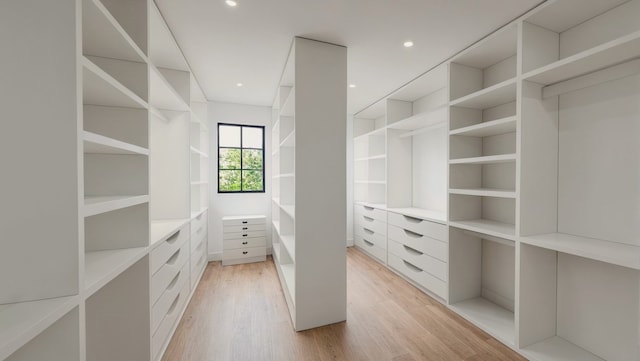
353,204,387,263
190,211,208,289
222,215,266,265
387,212,448,299
150,223,191,361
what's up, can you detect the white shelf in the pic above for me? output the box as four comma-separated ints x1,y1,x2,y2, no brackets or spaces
149,65,189,111
272,242,281,261
354,180,386,185
354,154,386,162
82,56,147,109
387,106,448,131
272,219,281,235
522,336,604,361
279,263,296,303
449,297,515,347
280,130,295,148
84,247,148,298
386,207,447,224
449,188,516,198
449,219,516,240
519,232,640,270
0,295,79,360
280,91,295,117
83,131,149,155
150,219,190,249
82,0,146,62
523,30,640,86
190,146,209,158
450,116,517,137
84,195,149,217
280,235,296,262
280,204,295,219
450,78,517,109
353,127,386,141
449,153,517,165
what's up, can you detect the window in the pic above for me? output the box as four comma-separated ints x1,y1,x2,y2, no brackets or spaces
218,123,265,193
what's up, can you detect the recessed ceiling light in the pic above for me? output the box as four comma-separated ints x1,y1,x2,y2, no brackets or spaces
403,40,414,48
349,84,356,88
236,82,243,87
225,0,237,7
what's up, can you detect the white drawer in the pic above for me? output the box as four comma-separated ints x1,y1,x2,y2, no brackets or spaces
151,241,190,305
151,224,190,275
191,219,207,243
388,239,447,281
355,228,386,250
388,224,447,262
388,212,447,241
223,230,265,240
191,230,207,252
191,211,208,236
152,281,190,361
151,262,189,335
222,246,266,265
354,214,387,235
190,250,207,289
354,234,386,263
223,236,267,250
223,223,266,233
354,204,386,222
388,253,447,300
222,215,266,226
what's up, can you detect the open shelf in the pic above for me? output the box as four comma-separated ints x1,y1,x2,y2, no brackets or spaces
354,180,386,185
449,297,515,347
83,131,149,155
280,130,295,148
272,219,281,235
386,207,446,224
280,204,295,219
450,78,517,109
280,235,296,262
82,57,147,109
450,116,517,137
354,154,386,162
449,188,516,199
271,242,281,261
519,232,640,270
0,296,79,361
522,336,604,361
387,106,447,131
279,263,296,303
149,65,189,111
150,219,190,249
82,0,146,62
280,90,295,117
84,247,148,298
449,153,516,165
449,220,516,240
84,195,149,217
353,126,386,141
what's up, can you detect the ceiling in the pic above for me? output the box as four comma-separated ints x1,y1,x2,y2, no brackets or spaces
155,0,544,114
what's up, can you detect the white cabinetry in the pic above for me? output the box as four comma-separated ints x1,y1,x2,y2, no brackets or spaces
222,215,267,265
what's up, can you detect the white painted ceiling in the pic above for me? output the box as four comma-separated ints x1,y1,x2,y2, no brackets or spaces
155,0,544,114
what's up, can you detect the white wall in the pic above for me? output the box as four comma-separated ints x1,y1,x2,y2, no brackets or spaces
207,101,272,260
346,114,354,246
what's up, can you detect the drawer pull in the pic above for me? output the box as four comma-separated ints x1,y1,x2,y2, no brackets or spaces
363,239,374,247
363,227,374,235
242,227,248,230
166,249,181,265
242,241,248,245
403,215,422,224
363,206,374,211
196,227,203,234
403,260,423,273
167,293,180,316
166,230,180,244
167,272,180,291
403,229,423,238
363,216,374,222
242,234,248,237
403,245,424,256
242,221,248,224
242,251,248,255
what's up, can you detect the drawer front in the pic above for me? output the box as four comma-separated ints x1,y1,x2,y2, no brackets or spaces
354,204,386,222
222,246,266,261
190,250,207,289
191,211,208,236
388,253,447,300
354,234,386,263
222,216,266,226
151,262,189,334
151,224,190,275
223,223,266,233
388,239,447,281
223,230,265,240
355,228,386,250
191,230,207,252
388,224,447,262
387,212,447,241
151,241,190,305
354,214,387,235
152,281,190,361
191,219,207,244
224,236,267,250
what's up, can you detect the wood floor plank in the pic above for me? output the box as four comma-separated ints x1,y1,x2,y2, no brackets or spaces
162,247,527,361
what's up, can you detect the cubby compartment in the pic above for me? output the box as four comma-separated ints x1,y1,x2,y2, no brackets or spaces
279,116,295,146
86,256,150,361
449,194,515,239
85,56,148,104
522,0,640,84
449,227,515,347
519,244,639,361
449,24,518,103
84,105,149,150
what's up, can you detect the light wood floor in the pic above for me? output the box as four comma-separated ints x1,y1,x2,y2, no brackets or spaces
162,247,527,361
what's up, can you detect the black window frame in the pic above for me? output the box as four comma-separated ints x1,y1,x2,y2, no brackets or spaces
217,123,266,193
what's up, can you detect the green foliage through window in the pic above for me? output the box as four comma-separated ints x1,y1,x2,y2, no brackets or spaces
218,124,265,193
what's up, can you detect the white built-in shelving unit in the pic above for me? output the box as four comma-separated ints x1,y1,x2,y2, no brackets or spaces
1,1,209,360
271,37,347,331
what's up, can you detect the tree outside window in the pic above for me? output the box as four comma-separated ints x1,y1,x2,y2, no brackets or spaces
218,123,265,193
